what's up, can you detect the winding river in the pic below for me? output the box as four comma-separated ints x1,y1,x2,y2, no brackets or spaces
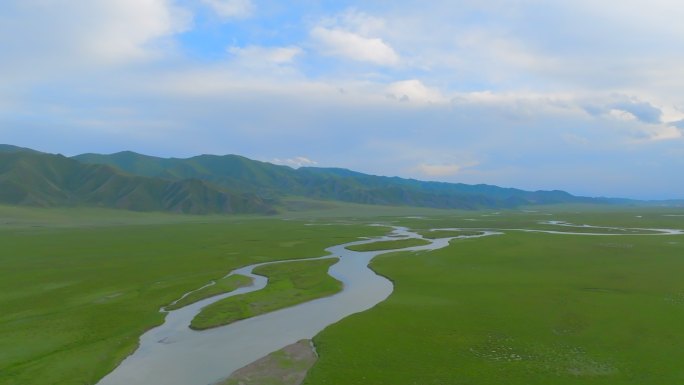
97,227,497,385
97,222,681,385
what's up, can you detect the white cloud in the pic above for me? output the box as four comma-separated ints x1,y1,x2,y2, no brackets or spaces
581,95,672,125
201,0,253,19
653,126,683,141
607,109,638,122
0,0,190,74
229,45,303,64
639,125,683,142
413,162,479,177
145,67,337,98
610,100,662,123
318,9,387,36
386,80,447,104
85,0,190,62
660,106,684,124
3,0,684,200
311,26,399,66
456,30,559,75
271,156,318,168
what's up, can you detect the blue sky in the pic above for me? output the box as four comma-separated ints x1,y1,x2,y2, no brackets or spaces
1,0,684,199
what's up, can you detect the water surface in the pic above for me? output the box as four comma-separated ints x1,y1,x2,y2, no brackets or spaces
98,227,491,385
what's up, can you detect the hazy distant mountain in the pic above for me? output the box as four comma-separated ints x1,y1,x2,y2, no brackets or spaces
0,151,273,214
2,144,653,214
73,149,600,210
73,151,300,196
0,144,40,154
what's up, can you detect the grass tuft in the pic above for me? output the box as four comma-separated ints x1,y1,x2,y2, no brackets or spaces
190,258,342,330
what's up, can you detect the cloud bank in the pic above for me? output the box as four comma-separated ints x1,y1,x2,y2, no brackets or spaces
1,1,683,199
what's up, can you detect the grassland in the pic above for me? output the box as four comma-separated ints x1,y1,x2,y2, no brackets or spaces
2,204,683,385
191,258,342,330
389,206,684,234
0,207,386,385
345,238,431,252
305,215,684,385
165,274,253,311
417,229,485,239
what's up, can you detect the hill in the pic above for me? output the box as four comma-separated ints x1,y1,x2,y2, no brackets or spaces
0,151,273,214
73,151,598,210
0,144,40,154
2,144,664,214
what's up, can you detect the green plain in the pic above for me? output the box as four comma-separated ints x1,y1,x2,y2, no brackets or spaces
345,238,431,252
165,274,253,311
417,229,485,239
191,258,342,330
2,204,684,385
305,213,684,385
0,207,385,385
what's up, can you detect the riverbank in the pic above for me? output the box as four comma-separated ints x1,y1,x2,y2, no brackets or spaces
303,224,684,384
191,258,343,330
218,339,317,385
0,211,387,385
96,226,472,385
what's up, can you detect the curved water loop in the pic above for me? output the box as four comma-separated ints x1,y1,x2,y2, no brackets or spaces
98,226,494,385
97,222,681,385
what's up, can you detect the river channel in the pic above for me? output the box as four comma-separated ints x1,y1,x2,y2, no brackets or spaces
97,221,681,385
97,226,498,385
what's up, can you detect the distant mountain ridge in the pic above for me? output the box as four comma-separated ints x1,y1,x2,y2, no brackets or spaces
0,144,39,154
0,150,273,214
73,150,598,209
1,144,674,214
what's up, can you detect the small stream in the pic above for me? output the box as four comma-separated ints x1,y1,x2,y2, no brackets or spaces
97,227,498,385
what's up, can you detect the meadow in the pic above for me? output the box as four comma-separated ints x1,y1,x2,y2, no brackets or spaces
191,258,343,330
305,211,684,385
0,205,385,385
417,229,485,239
165,274,253,311
1,204,683,385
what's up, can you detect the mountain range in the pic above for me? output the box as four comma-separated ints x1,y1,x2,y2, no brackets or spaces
0,144,676,214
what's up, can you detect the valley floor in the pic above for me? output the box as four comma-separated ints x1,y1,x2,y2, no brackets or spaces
1,205,683,385
305,212,684,384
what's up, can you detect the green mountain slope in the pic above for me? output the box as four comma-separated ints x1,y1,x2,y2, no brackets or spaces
0,152,273,214
5,144,664,213
0,144,39,154
74,151,597,209
74,151,301,196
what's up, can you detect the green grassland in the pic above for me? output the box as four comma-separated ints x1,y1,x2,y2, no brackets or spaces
165,274,253,311
191,258,342,330
305,220,684,384
278,197,466,219
2,204,683,385
417,229,485,239
0,207,386,385
345,238,431,252
390,206,684,234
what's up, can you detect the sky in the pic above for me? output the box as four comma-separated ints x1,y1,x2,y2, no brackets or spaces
1,0,684,199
